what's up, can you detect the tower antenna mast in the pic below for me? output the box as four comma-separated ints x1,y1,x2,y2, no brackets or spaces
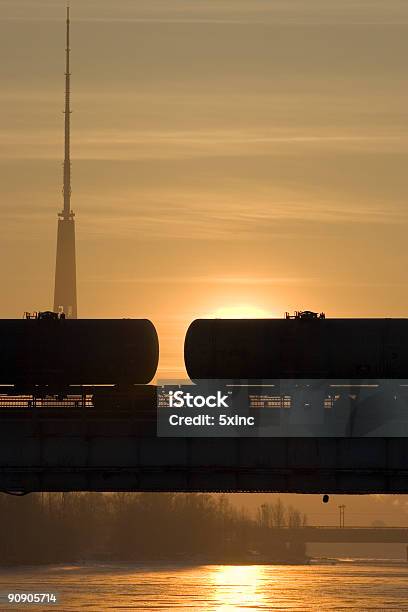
53,4,77,318
62,4,73,220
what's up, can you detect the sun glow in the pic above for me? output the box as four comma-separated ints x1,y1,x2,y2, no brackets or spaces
207,304,274,319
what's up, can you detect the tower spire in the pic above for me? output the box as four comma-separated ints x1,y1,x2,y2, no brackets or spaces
62,4,72,220
53,5,77,318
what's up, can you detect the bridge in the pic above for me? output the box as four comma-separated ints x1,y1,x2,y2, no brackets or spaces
267,527,408,543
1,387,408,494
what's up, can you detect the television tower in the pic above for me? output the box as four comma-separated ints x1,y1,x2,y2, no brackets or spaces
53,5,77,318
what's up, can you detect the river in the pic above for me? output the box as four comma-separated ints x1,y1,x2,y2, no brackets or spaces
0,561,407,610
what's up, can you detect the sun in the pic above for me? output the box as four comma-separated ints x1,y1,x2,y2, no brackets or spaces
207,303,274,319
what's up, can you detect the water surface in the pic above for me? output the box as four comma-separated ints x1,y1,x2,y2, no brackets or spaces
0,562,407,610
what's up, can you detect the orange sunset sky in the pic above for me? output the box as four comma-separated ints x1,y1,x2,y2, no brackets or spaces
1,0,408,377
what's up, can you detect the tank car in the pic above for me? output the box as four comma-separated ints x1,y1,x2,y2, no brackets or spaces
0,318,159,387
184,316,408,380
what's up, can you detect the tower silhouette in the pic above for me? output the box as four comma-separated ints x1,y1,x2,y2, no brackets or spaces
53,5,77,319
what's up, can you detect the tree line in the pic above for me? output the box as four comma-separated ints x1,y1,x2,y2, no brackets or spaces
0,493,307,565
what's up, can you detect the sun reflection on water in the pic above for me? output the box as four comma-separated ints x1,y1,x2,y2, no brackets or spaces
210,565,267,610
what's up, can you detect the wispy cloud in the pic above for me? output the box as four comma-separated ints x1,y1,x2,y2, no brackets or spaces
84,275,314,285
73,187,408,242
2,128,407,162
2,0,408,27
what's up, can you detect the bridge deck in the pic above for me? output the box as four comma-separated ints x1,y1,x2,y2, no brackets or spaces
1,428,408,493
0,391,408,493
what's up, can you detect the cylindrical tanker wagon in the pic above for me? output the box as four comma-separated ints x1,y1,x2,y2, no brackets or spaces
0,318,159,387
184,316,408,380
